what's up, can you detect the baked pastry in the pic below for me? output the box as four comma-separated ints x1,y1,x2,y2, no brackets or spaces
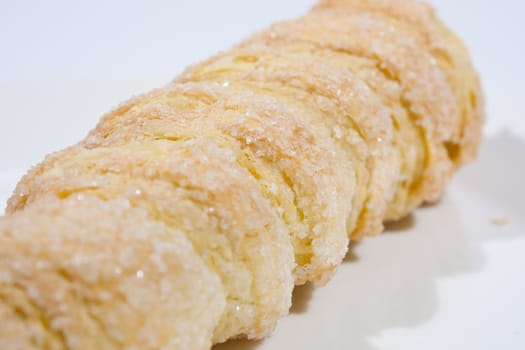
0,0,484,348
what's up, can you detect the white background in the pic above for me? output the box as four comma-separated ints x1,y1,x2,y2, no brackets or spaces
0,1,524,349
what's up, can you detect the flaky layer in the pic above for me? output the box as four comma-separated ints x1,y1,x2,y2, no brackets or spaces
0,195,225,350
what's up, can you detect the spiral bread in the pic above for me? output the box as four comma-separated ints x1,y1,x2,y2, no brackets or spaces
0,0,484,348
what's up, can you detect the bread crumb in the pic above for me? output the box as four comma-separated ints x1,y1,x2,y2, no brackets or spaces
491,217,509,227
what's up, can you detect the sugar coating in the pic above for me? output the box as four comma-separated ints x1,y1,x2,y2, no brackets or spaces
1,0,483,348
9,139,295,343
0,195,225,350
315,0,485,163
181,44,398,237
90,81,351,285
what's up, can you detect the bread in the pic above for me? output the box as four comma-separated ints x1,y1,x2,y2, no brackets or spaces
0,0,484,348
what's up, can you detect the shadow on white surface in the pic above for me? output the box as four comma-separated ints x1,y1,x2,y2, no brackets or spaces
214,131,525,349
455,130,525,231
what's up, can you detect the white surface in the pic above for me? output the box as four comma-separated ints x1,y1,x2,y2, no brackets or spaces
0,1,524,349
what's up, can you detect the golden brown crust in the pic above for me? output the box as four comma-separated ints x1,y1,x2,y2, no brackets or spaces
1,0,483,348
